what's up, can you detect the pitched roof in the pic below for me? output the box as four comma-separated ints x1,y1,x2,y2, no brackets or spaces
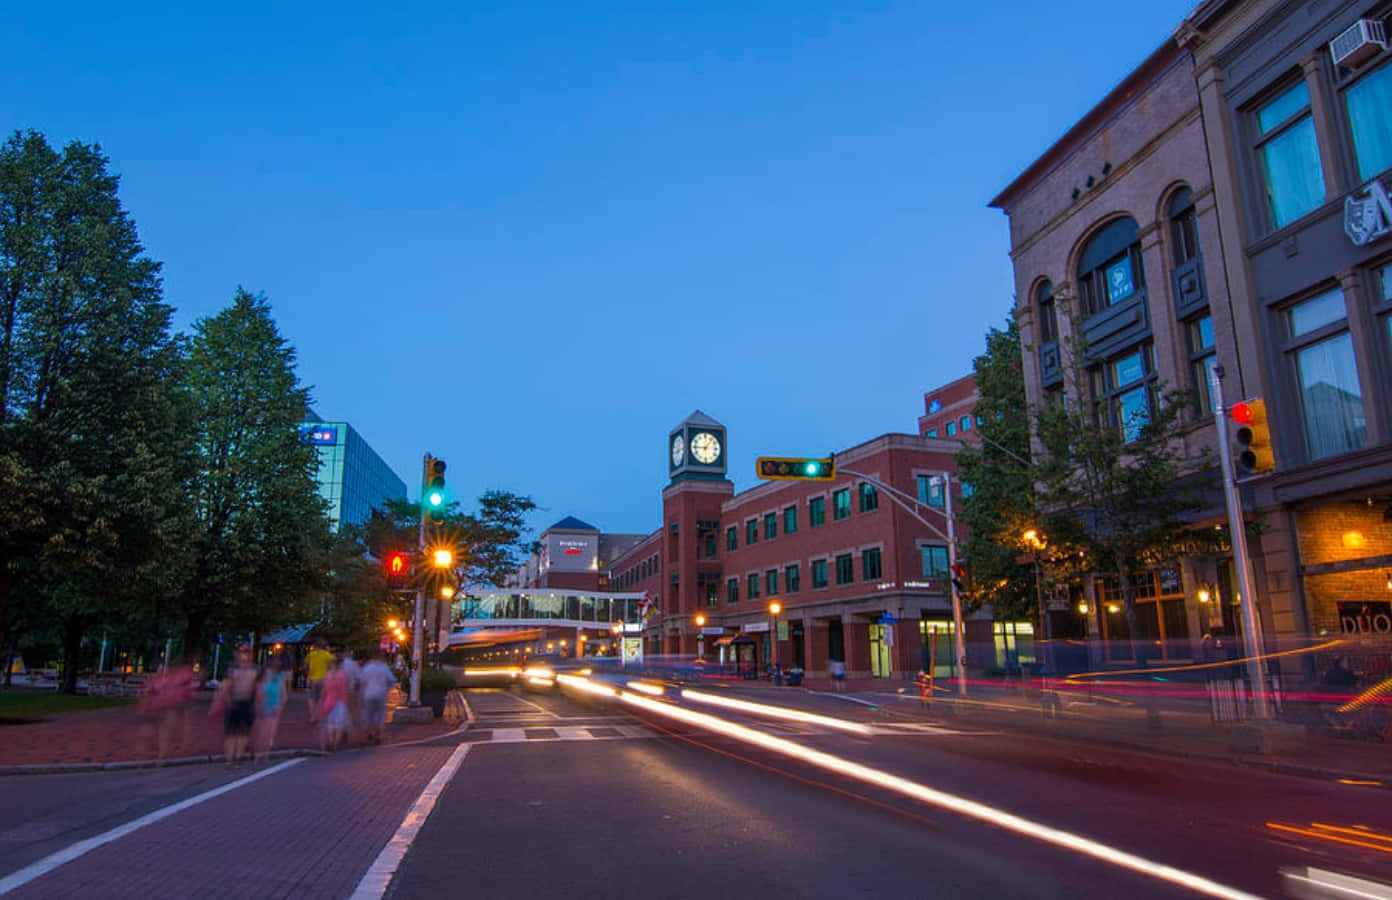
547,515,598,532
678,409,722,428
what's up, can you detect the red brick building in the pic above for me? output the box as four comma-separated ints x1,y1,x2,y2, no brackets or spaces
917,373,981,444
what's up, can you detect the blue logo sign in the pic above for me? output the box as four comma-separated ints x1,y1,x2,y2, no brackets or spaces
928,399,942,414
300,425,338,445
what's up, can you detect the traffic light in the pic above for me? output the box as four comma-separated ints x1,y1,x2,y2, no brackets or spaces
424,455,447,524
756,456,836,482
949,562,966,596
385,551,410,589
1231,398,1274,474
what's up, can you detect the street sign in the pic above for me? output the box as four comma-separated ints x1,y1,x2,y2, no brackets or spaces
882,613,897,624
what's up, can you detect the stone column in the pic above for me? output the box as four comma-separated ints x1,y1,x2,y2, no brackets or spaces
805,618,829,678
843,614,871,679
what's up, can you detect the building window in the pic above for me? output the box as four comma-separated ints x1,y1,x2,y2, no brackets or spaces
746,519,758,545
946,421,956,436
785,564,800,593
748,573,760,600
960,415,971,432
811,559,828,589
726,526,737,552
832,488,851,520
783,505,798,534
1090,342,1156,442
921,545,949,580
917,474,945,508
1187,314,1216,417
765,569,777,594
703,532,716,558
1255,79,1324,229
859,483,878,513
862,548,882,581
705,583,718,608
727,578,739,605
926,428,938,437
1286,288,1366,459
1344,60,1392,182
764,513,777,540
809,496,826,527
835,554,854,585
1036,280,1058,344
1077,217,1144,318
1382,265,1392,355
1169,187,1201,265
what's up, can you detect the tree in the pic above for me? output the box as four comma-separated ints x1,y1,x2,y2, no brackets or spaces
175,288,332,657
955,315,1038,620
1031,300,1219,664
0,131,190,691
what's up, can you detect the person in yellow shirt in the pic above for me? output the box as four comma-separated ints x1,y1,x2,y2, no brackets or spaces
305,644,333,723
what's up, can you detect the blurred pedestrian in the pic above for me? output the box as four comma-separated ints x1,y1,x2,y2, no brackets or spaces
139,657,195,763
359,652,395,745
305,643,332,723
340,650,362,741
212,647,259,766
1323,655,1358,694
319,658,351,752
829,658,846,692
254,655,290,763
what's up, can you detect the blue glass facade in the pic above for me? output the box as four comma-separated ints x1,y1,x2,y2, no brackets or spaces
301,420,407,531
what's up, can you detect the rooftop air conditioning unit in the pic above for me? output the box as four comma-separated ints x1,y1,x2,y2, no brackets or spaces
1330,18,1388,68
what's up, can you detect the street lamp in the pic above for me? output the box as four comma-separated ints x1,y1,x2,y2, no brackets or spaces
440,585,455,600
1022,528,1048,681
611,620,623,663
768,601,782,680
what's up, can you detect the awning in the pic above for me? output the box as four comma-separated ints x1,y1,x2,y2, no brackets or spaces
714,635,755,646
261,622,319,645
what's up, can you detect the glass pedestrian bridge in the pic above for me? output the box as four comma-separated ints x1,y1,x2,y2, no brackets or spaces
450,590,649,630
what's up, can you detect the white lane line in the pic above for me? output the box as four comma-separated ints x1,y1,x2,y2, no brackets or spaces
0,758,305,895
350,743,471,900
500,694,560,718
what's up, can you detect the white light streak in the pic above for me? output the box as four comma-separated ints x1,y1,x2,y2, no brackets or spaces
681,689,871,734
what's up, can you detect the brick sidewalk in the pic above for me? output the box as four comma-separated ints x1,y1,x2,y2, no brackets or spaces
0,687,455,768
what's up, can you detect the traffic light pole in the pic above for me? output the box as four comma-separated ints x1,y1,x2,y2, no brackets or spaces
837,466,967,697
1206,359,1271,719
410,454,428,708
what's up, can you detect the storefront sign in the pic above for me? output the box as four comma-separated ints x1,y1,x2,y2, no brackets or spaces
700,626,725,635
1344,178,1391,246
743,622,770,633
1338,601,1392,634
903,580,936,589
877,581,896,591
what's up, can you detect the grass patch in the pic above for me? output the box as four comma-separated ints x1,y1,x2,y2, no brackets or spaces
0,690,133,717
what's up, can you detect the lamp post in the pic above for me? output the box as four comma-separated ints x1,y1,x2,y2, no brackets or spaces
611,620,624,667
768,601,782,681
694,613,706,660
1022,528,1049,680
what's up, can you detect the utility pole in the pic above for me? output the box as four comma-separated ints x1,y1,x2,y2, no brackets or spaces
941,472,968,697
1206,359,1271,719
410,453,428,708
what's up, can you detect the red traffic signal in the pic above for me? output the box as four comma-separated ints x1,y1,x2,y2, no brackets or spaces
385,551,410,588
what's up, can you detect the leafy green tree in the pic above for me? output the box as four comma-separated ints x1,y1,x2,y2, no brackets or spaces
954,315,1038,620
175,288,332,656
0,131,190,691
1031,301,1218,662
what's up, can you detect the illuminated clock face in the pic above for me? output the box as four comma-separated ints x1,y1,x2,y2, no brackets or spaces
690,431,721,464
671,434,685,466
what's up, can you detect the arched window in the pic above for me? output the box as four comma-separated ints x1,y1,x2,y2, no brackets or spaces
1076,217,1144,318
1035,280,1058,344
1169,188,1200,265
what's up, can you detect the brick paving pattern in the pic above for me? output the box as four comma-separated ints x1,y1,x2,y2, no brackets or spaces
7,743,456,899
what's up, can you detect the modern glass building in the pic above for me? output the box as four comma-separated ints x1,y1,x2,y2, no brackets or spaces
300,416,407,531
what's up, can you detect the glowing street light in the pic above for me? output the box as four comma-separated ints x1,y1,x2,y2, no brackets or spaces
433,548,453,568
440,585,456,600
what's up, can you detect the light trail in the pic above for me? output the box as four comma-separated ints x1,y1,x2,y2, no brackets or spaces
617,689,1261,899
625,680,666,696
681,689,872,735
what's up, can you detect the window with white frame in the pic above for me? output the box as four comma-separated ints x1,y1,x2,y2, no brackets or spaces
1286,288,1366,459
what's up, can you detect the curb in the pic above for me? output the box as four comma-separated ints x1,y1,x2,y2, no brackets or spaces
0,746,326,777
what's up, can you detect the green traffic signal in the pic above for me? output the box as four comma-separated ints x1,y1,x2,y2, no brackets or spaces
756,456,837,482
424,455,447,524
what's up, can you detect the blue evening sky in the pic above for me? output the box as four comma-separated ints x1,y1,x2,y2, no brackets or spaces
7,1,1196,539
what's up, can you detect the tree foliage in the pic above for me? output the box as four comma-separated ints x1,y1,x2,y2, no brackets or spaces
0,131,190,690
175,288,332,655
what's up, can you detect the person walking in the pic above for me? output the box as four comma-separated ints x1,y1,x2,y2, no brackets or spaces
213,647,259,766
140,657,195,763
829,658,846,692
340,650,363,741
359,652,395,745
305,643,332,723
319,658,351,752
254,655,289,763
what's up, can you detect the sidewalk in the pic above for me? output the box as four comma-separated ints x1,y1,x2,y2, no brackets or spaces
706,674,1392,785
0,686,456,773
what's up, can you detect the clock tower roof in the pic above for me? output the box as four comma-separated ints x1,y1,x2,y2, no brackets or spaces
676,409,723,430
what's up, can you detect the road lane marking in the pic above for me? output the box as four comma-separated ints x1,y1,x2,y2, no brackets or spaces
0,758,304,895
478,725,656,744
351,743,471,900
619,691,1263,900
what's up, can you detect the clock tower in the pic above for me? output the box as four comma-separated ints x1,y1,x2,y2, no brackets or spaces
668,409,727,482
661,410,732,658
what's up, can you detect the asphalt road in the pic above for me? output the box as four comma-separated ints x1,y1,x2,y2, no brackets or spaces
2,682,1388,898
